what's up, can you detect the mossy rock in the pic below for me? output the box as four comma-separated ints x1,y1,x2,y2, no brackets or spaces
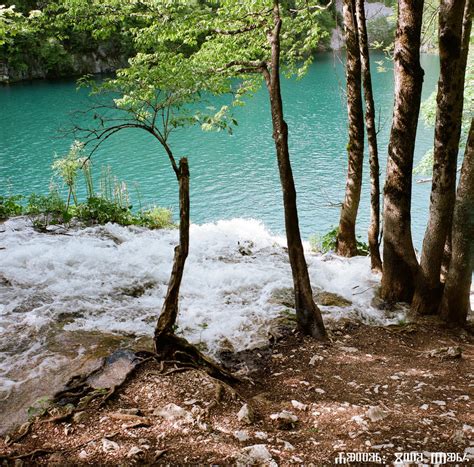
269,287,295,308
270,287,351,308
315,292,352,308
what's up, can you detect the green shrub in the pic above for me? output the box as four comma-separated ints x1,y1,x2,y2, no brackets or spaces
75,196,134,226
26,191,71,229
135,206,175,229
309,226,369,256
0,195,23,219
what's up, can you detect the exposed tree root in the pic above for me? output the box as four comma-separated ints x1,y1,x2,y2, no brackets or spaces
154,333,239,384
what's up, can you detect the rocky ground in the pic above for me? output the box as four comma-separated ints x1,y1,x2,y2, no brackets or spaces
1,317,473,465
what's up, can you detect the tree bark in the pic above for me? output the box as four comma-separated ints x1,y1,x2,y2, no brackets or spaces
263,1,327,339
380,0,424,303
439,119,474,324
355,0,382,272
412,0,472,315
154,157,190,349
336,0,365,257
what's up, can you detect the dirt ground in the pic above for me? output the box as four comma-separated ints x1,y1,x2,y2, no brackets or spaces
1,318,473,465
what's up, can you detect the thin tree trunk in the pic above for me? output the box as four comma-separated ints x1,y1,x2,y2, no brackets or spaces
264,1,326,339
154,158,190,349
439,119,474,324
355,0,382,272
380,0,424,303
412,0,472,315
336,0,365,257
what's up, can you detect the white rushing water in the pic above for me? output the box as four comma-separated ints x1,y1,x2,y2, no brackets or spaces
1,217,403,400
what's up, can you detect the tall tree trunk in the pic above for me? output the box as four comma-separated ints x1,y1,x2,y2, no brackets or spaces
263,1,326,339
355,0,382,272
380,0,424,303
439,119,474,324
154,158,190,350
412,0,472,315
336,0,365,257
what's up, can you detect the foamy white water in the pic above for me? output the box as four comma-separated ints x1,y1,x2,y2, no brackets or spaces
1,217,401,400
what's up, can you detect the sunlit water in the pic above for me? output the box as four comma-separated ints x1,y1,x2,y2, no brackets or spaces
0,52,439,246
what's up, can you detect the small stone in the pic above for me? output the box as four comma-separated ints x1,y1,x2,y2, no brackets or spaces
420,404,429,410
282,440,295,451
127,446,144,458
78,450,88,460
270,410,298,430
428,346,462,359
315,388,326,394
102,438,120,452
73,411,87,424
451,430,464,444
309,355,323,365
153,403,191,421
234,430,250,442
366,406,388,422
183,399,197,405
340,346,358,353
433,400,446,406
118,407,140,415
237,403,254,424
236,444,277,467
255,431,268,440
291,400,308,411
48,453,64,463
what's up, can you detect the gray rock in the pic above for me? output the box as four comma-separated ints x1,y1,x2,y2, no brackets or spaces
291,400,308,411
237,403,254,424
73,411,87,424
366,406,388,422
127,446,144,458
270,410,298,430
102,438,120,452
153,403,192,422
236,444,277,467
234,430,250,442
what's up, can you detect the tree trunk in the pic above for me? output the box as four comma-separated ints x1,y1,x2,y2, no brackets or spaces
355,0,382,272
336,0,365,257
439,119,474,324
264,1,326,339
380,0,424,303
412,0,472,315
154,158,190,350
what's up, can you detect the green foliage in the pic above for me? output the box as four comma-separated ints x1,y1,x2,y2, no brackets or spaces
414,47,473,175
74,196,133,226
367,16,396,48
1,154,173,231
26,190,71,229
135,206,175,229
27,396,52,419
309,226,339,254
309,226,369,256
0,195,23,219
52,141,87,207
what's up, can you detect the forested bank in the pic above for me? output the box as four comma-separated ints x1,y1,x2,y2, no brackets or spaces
0,0,402,83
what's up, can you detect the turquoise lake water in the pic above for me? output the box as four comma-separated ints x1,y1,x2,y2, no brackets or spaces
0,52,439,246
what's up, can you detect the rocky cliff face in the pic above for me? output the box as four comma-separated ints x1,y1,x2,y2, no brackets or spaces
331,0,394,50
0,45,128,84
